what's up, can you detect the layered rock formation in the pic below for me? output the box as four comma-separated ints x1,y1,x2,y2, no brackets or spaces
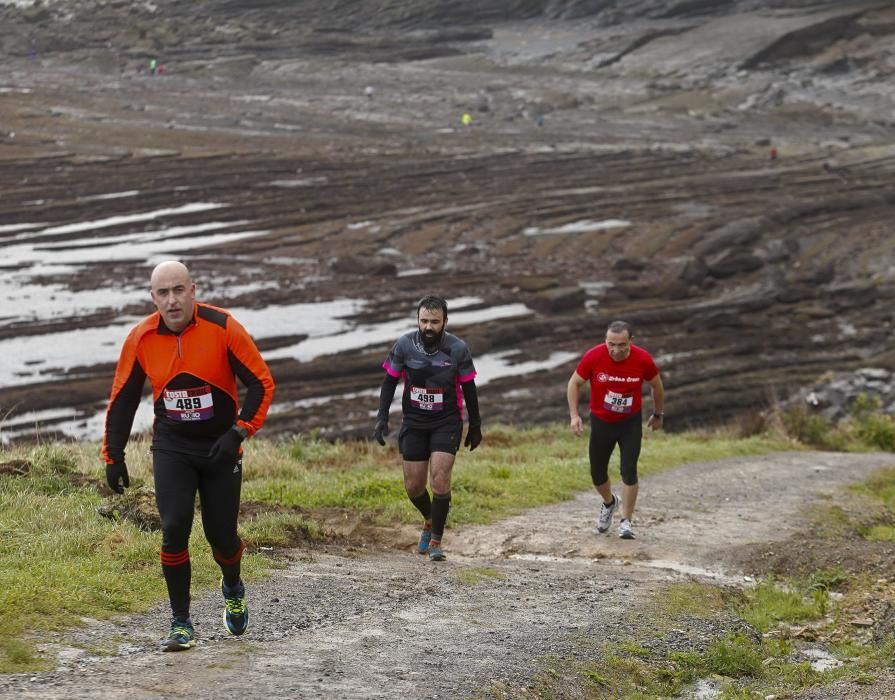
0,0,893,440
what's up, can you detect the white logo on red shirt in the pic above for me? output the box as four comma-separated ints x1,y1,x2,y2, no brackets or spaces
597,372,640,383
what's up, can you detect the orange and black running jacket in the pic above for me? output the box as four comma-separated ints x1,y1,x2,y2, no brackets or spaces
102,303,275,462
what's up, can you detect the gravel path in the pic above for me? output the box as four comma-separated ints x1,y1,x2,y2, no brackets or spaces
2,451,895,699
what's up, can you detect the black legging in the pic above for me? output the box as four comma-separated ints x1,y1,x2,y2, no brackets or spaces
589,412,642,487
154,448,243,617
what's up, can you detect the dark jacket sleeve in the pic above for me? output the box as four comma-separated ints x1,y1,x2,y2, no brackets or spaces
377,372,400,421
461,379,481,427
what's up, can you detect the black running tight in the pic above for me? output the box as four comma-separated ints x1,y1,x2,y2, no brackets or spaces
588,412,642,487
153,448,244,616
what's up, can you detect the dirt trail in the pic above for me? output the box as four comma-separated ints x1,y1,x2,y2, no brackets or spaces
2,451,895,699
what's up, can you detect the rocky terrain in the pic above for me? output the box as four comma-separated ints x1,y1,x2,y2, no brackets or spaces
1,0,895,442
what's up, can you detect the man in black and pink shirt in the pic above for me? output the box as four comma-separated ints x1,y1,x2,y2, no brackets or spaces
372,295,483,561
566,320,665,540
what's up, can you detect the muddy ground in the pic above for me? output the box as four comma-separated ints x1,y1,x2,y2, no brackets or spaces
1,451,895,698
2,0,895,442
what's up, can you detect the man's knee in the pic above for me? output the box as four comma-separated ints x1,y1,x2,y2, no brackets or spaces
161,517,193,550
620,467,638,486
590,463,610,487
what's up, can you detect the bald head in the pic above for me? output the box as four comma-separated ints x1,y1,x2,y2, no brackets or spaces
150,260,191,288
150,260,196,333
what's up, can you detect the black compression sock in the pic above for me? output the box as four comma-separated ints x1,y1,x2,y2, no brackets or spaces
431,491,452,539
409,490,432,520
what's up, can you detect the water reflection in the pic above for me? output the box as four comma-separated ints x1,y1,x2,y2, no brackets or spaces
524,219,630,235
266,302,531,363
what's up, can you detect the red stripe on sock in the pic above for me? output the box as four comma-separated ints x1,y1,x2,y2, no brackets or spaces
160,549,190,566
213,539,245,565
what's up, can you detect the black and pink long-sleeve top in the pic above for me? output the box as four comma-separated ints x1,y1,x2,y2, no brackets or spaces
382,330,476,429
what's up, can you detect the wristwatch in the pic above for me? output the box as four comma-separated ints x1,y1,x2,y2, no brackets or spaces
652,412,664,418
233,424,249,439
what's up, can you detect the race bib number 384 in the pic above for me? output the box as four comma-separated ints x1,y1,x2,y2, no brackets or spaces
603,390,634,414
410,385,444,412
163,385,214,422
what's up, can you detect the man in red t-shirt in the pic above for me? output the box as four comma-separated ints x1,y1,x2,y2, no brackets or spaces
566,320,665,539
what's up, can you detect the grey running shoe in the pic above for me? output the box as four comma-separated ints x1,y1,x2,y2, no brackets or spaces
428,541,446,561
619,519,635,540
597,494,620,533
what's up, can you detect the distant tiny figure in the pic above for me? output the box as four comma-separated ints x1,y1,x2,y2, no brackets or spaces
461,113,472,127
535,114,544,127
149,58,158,76
365,85,375,100
769,147,778,161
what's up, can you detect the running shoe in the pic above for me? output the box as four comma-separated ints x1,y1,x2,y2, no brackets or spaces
222,578,249,636
417,528,432,555
597,494,620,533
163,617,196,652
619,519,635,540
428,541,446,561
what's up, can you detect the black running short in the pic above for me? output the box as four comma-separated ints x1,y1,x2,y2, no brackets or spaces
398,421,462,461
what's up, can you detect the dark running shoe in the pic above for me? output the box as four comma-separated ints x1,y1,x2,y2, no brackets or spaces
222,578,249,636
163,617,196,652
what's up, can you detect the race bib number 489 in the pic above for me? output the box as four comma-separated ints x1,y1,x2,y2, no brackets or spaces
163,385,214,422
603,390,634,414
410,385,443,412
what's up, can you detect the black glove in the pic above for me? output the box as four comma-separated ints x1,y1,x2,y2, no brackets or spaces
106,459,130,494
464,424,482,451
208,427,244,465
372,419,389,446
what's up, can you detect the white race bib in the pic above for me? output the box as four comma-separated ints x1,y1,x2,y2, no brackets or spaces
410,385,443,412
163,385,214,422
603,390,633,414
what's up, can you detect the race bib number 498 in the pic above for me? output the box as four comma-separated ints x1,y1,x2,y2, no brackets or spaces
163,385,214,422
410,385,443,412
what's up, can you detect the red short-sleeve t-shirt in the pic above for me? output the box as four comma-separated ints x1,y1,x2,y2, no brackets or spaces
575,343,659,423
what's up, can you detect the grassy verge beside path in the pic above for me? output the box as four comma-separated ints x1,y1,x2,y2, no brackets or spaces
492,467,895,699
0,425,795,672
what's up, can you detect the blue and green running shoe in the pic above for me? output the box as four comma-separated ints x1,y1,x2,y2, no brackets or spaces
222,578,249,636
417,528,432,555
163,617,196,652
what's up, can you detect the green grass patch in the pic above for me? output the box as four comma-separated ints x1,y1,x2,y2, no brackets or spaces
851,467,895,510
453,566,505,586
0,423,816,674
740,578,828,633
655,581,729,619
703,633,763,677
245,426,795,527
849,467,895,541
776,394,895,452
